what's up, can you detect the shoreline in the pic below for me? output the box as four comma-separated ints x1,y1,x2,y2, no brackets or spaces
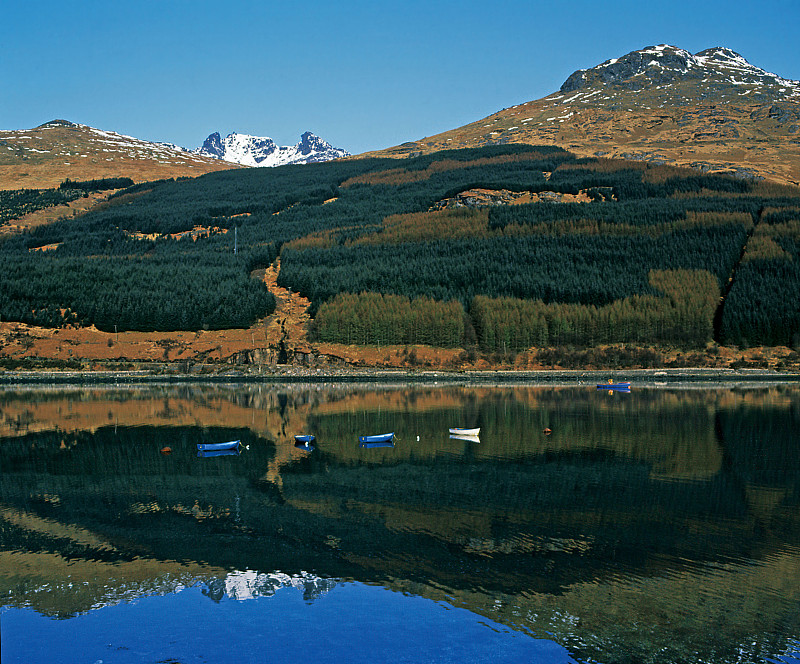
2,367,800,386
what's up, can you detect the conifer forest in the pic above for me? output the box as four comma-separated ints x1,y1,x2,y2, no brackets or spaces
1,145,798,350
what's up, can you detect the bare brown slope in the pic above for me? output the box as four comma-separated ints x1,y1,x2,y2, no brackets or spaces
361,45,800,186
362,97,800,187
0,120,237,190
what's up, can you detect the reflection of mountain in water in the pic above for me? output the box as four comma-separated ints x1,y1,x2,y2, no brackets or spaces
1,385,799,663
203,570,339,603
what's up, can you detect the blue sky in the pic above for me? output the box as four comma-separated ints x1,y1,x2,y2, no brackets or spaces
3,0,798,154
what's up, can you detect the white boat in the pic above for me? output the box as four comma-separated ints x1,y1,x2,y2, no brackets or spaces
449,428,480,436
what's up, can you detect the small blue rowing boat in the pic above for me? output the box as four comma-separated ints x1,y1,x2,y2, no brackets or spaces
359,432,394,444
596,382,631,390
197,440,241,452
294,434,315,451
198,448,240,458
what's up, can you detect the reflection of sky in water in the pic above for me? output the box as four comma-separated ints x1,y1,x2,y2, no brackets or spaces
780,643,800,664
2,582,576,664
2,384,800,663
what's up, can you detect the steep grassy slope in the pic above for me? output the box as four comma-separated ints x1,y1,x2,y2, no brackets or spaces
362,46,800,187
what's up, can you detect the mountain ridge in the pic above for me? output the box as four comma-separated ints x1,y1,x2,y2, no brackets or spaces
195,130,349,167
558,45,800,103
362,45,800,186
0,120,237,190
0,121,350,190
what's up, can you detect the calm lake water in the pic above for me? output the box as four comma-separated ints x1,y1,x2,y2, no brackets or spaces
1,382,799,664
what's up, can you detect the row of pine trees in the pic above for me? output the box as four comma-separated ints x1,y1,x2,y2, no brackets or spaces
310,270,720,350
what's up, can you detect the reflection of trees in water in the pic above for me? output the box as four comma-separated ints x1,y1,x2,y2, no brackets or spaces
307,387,725,479
1,385,800,664
719,406,800,487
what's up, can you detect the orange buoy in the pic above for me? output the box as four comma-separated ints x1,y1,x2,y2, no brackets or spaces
160,446,172,455
543,428,552,435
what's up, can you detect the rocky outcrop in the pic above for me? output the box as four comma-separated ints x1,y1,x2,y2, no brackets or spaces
431,187,599,210
199,132,225,158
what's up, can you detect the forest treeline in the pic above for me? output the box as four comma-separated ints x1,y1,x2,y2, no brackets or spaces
1,178,135,228
0,188,85,225
310,270,719,350
720,207,800,346
0,143,798,346
59,177,135,192
312,293,465,347
471,270,720,350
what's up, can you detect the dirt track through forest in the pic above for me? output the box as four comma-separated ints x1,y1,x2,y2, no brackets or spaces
262,259,312,359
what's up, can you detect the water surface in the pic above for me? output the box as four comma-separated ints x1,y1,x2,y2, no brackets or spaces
1,383,799,663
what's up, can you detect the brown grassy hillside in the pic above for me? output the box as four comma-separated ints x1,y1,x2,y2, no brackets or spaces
362,46,800,187
0,120,237,190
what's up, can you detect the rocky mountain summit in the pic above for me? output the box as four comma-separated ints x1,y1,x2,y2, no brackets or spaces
196,131,349,167
558,45,800,106
365,45,800,187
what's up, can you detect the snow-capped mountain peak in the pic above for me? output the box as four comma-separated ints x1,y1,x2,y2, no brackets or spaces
195,131,349,167
557,44,800,104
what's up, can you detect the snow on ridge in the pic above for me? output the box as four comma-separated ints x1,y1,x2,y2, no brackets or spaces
643,44,692,59
595,44,693,71
691,48,800,91
82,126,204,158
196,130,349,168
221,570,339,602
565,44,800,100
5,122,220,163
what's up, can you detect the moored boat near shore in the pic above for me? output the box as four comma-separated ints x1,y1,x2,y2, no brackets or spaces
449,427,480,436
197,440,241,452
359,440,395,448
197,448,240,458
359,432,395,444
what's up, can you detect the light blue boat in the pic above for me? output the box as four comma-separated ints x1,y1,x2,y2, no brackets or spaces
358,433,394,444
197,440,241,452
197,448,240,458
294,434,316,451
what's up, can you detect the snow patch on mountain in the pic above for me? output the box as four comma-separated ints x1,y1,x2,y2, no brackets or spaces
195,131,349,167
2,121,215,165
558,45,800,102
